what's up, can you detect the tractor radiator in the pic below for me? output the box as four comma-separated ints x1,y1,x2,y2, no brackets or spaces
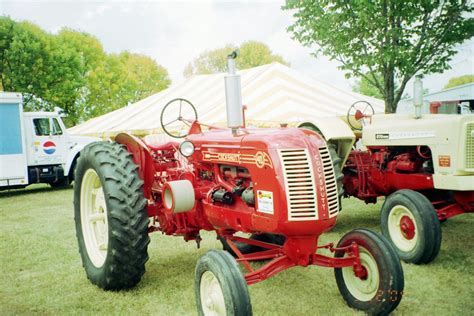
318,146,340,218
279,148,318,221
466,123,474,169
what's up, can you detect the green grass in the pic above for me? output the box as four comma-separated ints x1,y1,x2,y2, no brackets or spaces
1,185,473,315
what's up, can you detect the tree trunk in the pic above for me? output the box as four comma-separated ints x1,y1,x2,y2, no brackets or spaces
383,68,396,113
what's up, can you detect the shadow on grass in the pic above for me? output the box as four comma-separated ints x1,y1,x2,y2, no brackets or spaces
0,184,72,198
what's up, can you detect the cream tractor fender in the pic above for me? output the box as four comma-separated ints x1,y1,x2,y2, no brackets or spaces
298,117,356,165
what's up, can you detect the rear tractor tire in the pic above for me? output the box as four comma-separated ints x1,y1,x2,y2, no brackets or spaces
335,229,404,315
195,250,252,316
74,141,150,290
381,189,441,264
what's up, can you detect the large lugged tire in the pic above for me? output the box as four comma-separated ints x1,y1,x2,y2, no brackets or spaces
74,141,150,290
335,229,404,315
195,250,252,316
219,233,285,257
381,189,441,264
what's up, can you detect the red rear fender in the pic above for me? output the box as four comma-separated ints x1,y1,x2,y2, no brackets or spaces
115,133,155,199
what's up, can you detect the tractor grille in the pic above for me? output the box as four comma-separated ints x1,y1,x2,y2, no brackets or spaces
318,146,340,217
279,149,318,221
466,123,474,169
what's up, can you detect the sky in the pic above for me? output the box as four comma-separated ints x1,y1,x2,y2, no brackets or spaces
1,0,473,96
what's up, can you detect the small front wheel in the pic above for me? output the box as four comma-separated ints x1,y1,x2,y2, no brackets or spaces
195,250,252,316
335,228,404,315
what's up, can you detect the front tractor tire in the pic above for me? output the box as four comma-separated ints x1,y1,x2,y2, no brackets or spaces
195,250,252,316
335,229,404,315
381,189,441,264
74,141,150,290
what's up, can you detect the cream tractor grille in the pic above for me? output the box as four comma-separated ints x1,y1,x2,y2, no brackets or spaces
466,123,474,170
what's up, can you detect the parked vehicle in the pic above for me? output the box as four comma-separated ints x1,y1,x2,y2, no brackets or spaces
300,77,474,264
0,92,98,189
74,52,404,315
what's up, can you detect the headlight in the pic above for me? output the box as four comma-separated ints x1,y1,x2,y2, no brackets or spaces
179,141,195,157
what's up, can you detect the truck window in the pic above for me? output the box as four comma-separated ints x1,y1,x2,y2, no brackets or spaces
33,118,51,136
52,118,63,135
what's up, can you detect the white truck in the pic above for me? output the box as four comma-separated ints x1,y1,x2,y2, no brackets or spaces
0,92,98,189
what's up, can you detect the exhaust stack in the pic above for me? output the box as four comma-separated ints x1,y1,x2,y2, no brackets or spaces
225,51,244,134
413,75,423,119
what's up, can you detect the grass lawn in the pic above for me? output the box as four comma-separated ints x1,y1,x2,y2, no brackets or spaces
1,184,473,315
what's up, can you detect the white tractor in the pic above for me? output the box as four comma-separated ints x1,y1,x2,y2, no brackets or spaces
300,77,474,264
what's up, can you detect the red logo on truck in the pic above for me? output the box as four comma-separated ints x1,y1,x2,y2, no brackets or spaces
43,141,56,155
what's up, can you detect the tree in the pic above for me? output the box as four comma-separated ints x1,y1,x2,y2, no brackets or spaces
0,18,84,122
184,41,289,77
285,1,474,113
444,74,474,89
353,74,384,99
0,18,171,125
85,52,170,119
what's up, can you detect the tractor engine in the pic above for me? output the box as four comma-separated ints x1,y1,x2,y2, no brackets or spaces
128,127,340,246
343,145,435,202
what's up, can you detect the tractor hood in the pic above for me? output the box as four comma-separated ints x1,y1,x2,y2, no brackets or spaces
362,113,474,176
362,114,473,147
187,127,327,150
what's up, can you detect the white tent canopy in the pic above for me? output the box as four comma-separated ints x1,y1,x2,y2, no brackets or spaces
69,62,384,137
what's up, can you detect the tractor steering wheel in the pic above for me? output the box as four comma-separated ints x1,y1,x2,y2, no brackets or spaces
346,101,375,131
160,98,198,138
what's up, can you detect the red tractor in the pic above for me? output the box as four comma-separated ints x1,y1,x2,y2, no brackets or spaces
74,53,404,315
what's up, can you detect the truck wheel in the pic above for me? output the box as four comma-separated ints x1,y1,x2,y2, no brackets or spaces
195,250,252,316
219,233,285,257
335,229,404,315
381,189,441,264
50,178,70,188
74,141,150,290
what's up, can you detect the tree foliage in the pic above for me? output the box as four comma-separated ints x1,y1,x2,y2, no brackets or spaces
0,17,170,126
285,0,474,113
352,74,384,99
183,41,289,77
444,74,474,89
86,52,170,119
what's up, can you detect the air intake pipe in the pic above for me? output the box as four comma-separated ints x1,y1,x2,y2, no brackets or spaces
225,51,245,134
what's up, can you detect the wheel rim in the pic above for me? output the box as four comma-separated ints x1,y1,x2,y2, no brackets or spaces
387,205,418,252
200,271,226,316
342,247,380,302
80,168,108,268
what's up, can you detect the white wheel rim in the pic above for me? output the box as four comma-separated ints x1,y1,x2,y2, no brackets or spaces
80,168,108,268
342,248,380,302
387,205,418,252
200,271,226,316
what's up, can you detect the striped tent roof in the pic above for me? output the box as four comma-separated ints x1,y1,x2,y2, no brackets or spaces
69,62,384,137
